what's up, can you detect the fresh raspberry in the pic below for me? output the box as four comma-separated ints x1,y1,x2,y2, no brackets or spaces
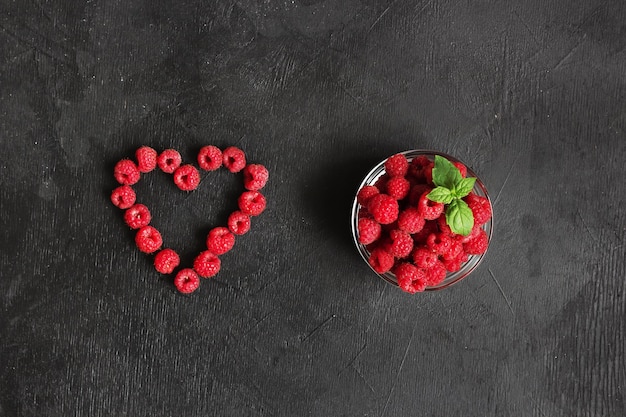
157,149,182,174
111,185,136,209
442,250,468,272
388,229,413,258
412,246,439,269
463,228,489,255
223,146,246,173
154,248,180,274
135,146,157,173
238,191,266,216
386,177,410,200
452,161,467,178
114,159,141,185
455,223,482,243
424,260,447,286
417,191,444,220
124,204,151,229
135,226,162,254
437,215,454,237
197,145,223,171
227,211,251,235
207,227,235,255
193,250,221,278
464,193,492,226
441,239,463,261
426,232,455,257
408,155,432,180
394,262,426,294
384,153,409,177
173,164,201,191
413,220,439,244
357,185,380,206
243,164,269,191
174,268,200,294
408,184,432,206
368,247,394,274
373,174,389,192
397,208,425,234
423,164,434,185
367,194,399,225
357,217,381,245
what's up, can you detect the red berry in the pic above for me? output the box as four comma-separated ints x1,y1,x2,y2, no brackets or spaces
443,250,468,272
452,161,467,178
111,185,136,209
197,145,223,171
465,193,492,226
424,260,447,286
408,184,432,206
124,204,151,229
397,208,425,234
456,223,482,243
357,185,380,206
373,174,389,192
367,194,399,225
413,220,439,244
227,211,251,235
357,218,381,245
136,146,157,173
386,176,410,200
368,248,394,274
114,159,141,185
412,246,439,269
223,146,246,173
243,164,269,191
408,155,432,179
207,227,235,255
238,191,266,216
388,229,413,258
417,191,444,220
173,164,200,191
193,251,221,278
135,226,162,254
426,232,455,257
437,215,455,237
395,262,426,294
154,248,180,274
157,149,182,174
463,228,489,255
384,154,409,177
174,268,200,294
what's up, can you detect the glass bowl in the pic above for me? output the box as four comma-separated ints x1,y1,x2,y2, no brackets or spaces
350,150,493,291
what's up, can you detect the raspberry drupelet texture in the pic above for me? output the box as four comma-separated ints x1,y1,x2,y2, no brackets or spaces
136,146,157,173
367,194,399,225
243,164,269,191
408,184,432,206
417,191,444,220
357,218,381,245
463,228,489,255
111,185,136,209
464,193,492,226
174,268,200,294
173,164,201,191
154,248,180,274
395,262,426,294
452,161,467,178
193,250,221,278
238,191,266,216
384,154,409,177
388,229,414,258
124,204,151,229
197,145,223,171
222,146,246,173
207,227,235,255
424,260,447,286
157,149,182,174
386,176,410,200
135,226,162,254
397,208,425,234
368,247,395,274
227,211,251,235
426,232,455,257
408,155,432,179
357,185,380,206
114,159,141,185
412,246,439,269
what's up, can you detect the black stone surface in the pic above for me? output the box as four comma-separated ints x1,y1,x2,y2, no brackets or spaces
1,0,625,416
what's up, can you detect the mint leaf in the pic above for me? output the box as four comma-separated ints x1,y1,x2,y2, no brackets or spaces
432,155,462,189
427,186,455,204
446,199,474,236
453,177,476,198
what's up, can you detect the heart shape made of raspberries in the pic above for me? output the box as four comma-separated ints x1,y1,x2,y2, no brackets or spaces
110,145,269,294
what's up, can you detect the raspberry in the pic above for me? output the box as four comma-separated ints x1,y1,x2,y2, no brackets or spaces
424,260,447,286
197,145,223,171
413,220,438,244
388,229,413,258
357,217,381,245
238,191,266,216
367,194,399,225
441,239,463,261
443,250,468,272
397,208,425,234
423,164,434,185
243,164,269,191
455,223,482,243
437,215,454,237
111,185,136,209
408,184,432,205
409,156,432,179
157,149,182,174
373,174,389,192
386,177,410,200
124,204,151,229
426,232,455,257
223,146,246,173
136,146,157,173
207,227,235,255
463,228,489,255
357,185,379,206
464,193,492,226
384,154,409,177
417,191,444,220
154,248,180,274
173,164,201,191
227,211,251,235
394,262,426,294
368,247,394,274
174,268,200,294
412,246,439,269
114,159,141,185
452,161,467,178
193,250,221,278
135,226,162,254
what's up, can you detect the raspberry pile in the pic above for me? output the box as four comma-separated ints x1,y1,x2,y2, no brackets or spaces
111,145,268,294
355,153,491,293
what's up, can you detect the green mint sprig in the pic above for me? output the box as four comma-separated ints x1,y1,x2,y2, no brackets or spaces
426,155,476,236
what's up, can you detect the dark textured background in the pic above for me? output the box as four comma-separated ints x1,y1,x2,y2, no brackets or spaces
1,0,625,416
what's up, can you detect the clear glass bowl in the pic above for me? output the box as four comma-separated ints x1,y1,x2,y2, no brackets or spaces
350,150,493,291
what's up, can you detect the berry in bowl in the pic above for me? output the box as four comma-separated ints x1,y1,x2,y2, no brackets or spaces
350,150,493,293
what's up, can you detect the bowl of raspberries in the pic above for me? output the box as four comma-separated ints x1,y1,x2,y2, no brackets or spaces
351,150,493,293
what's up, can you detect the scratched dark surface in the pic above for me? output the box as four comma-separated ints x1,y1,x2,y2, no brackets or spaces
1,0,625,416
